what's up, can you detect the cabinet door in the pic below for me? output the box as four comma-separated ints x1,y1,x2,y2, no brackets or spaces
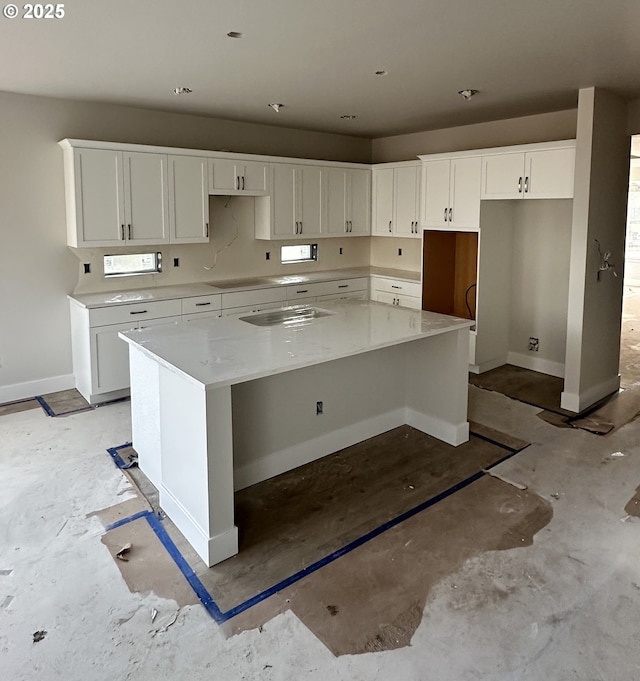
325,168,348,235
421,160,450,228
372,168,394,235
525,148,575,199
346,169,371,235
449,156,481,229
481,153,525,200
242,161,269,194
91,321,136,394
271,164,297,237
297,165,323,237
373,290,397,306
74,148,124,246
123,152,169,244
394,165,420,237
168,155,209,243
209,158,239,193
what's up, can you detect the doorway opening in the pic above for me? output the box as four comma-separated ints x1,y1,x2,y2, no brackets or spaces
620,134,640,388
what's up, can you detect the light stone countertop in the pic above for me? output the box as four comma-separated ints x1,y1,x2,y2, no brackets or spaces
119,298,471,390
68,267,421,309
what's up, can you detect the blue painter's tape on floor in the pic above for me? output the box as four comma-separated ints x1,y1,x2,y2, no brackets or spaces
107,442,137,469
103,442,523,625
35,396,56,417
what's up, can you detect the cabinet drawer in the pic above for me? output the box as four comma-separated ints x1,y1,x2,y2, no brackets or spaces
88,299,182,327
181,294,222,315
286,277,368,301
221,301,284,317
221,287,286,309
371,277,421,298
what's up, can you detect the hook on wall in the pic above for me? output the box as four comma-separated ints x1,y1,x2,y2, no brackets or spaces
595,239,618,281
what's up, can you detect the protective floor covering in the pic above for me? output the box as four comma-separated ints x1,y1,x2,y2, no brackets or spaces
36,389,93,417
107,424,529,628
469,365,569,415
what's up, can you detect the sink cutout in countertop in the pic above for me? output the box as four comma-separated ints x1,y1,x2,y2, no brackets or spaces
239,307,334,327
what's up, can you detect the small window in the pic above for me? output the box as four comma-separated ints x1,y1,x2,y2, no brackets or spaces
104,252,162,277
280,244,318,264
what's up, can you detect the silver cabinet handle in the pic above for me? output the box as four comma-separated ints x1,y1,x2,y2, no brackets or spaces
205,222,209,238
448,208,452,222
338,284,349,289
129,310,148,315
242,176,245,190
121,224,125,240
388,220,392,233
349,220,353,232
128,224,132,239
236,176,240,190
345,221,349,233
299,221,302,233
391,285,401,289
518,176,523,193
195,302,211,307
444,207,448,222
524,176,529,193
294,221,298,234
296,289,309,294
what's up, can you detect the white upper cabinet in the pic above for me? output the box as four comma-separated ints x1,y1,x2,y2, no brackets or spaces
267,164,323,238
325,168,371,236
481,142,576,200
168,155,209,244
372,163,421,238
209,158,269,195
421,156,481,230
122,152,170,244
372,167,395,236
62,144,169,247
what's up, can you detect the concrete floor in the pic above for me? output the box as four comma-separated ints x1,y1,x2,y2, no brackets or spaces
2,294,640,679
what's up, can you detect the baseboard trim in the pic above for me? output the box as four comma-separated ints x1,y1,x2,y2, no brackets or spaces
233,408,406,491
405,408,469,446
470,356,508,375
507,352,565,378
160,485,238,567
0,374,75,403
561,374,621,413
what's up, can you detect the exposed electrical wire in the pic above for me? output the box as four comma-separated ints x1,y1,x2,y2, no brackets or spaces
465,282,477,320
203,196,239,271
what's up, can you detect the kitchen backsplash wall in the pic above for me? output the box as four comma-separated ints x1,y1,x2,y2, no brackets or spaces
369,236,421,273
71,196,372,294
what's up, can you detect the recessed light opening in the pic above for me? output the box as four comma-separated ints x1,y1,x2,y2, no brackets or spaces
173,87,193,95
340,115,357,120
227,31,244,38
375,70,388,76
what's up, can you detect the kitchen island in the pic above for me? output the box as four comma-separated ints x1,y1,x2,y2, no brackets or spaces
120,299,473,566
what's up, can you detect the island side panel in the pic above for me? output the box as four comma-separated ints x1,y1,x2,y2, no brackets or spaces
231,345,407,490
158,368,238,567
404,329,470,446
129,348,162,489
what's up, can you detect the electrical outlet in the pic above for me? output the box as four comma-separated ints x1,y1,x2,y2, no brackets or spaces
83,263,91,274
265,251,270,260
316,400,323,415
398,248,402,256
173,257,180,267
339,247,343,255
528,337,540,352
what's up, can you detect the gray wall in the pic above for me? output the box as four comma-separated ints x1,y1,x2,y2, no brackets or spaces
0,91,371,400
372,109,578,162
562,88,631,411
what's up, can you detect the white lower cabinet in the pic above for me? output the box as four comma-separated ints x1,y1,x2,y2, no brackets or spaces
370,276,422,309
70,298,183,404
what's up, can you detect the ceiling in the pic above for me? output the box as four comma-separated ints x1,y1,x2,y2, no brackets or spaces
1,0,639,138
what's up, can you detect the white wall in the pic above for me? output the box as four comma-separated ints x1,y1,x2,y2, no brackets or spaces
508,201,573,376
562,88,630,412
0,91,371,401
372,110,578,162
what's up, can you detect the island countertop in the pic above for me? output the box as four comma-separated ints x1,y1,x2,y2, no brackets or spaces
119,299,472,390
